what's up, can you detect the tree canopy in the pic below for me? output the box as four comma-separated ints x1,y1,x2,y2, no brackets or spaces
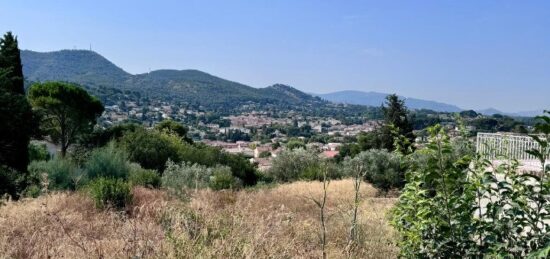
28,82,104,156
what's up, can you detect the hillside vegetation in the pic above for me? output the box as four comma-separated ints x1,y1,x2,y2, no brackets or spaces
21,50,328,110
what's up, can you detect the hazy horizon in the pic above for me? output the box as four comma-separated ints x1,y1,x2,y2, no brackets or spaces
2,0,549,112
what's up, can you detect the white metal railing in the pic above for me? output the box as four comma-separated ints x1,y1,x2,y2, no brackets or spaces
476,133,548,161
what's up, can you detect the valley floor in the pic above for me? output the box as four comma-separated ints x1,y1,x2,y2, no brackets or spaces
0,179,397,259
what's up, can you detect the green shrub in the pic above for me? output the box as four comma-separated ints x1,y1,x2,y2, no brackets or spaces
344,149,404,195
120,128,184,172
88,178,132,210
84,143,129,180
162,161,211,198
268,149,322,182
209,166,241,190
22,185,41,198
28,158,84,190
28,142,50,162
391,115,550,257
0,165,25,199
128,163,160,188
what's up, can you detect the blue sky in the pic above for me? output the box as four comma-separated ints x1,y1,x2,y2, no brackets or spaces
1,1,549,112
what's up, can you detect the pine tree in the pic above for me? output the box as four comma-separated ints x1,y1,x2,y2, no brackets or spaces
379,94,415,151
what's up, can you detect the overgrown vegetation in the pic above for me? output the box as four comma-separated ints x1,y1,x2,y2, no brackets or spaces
391,111,550,257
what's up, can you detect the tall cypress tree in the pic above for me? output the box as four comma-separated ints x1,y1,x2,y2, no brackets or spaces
0,32,24,94
0,32,32,198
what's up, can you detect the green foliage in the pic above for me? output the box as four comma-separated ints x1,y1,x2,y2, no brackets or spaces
120,128,184,172
268,149,341,182
162,161,212,198
88,178,132,210
28,81,104,156
209,166,242,190
0,32,34,175
344,149,404,195
286,139,306,150
28,158,84,191
0,88,33,173
155,120,192,143
0,165,25,199
391,113,550,257
28,142,50,162
81,123,141,148
378,94,415,152
84,143,130,180
0,32,24,94
128,164,160,188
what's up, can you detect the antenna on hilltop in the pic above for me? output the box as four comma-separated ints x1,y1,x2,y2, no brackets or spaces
89,43,92,51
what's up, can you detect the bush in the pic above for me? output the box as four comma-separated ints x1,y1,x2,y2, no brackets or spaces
391,118,550,257
344,149,404,195
84,143,129,180
88,178,132,210
128,163,160,188
162,161,211,198
28,158,84,190
0,165,25,199
209,166,241,190
268,148,322,182
28,142,50,162
120,128,184,172
177,142,258,186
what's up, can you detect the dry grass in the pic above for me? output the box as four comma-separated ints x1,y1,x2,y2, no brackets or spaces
0,179,398,258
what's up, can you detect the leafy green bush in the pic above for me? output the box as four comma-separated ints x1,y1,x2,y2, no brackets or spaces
209,166,241,190
28,158,84,190
128,163,160,188
162,161,211,198
344,149,404,195
0,165,25,199
391,114,550,258
84,143,129,180
28,142,50,162
268,149,322,182
88,178,132,210
120,128,184,172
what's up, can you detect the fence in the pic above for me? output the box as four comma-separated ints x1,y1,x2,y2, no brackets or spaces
476,133,547,161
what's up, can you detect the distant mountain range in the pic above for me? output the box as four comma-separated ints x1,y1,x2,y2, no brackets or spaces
476,108,545,117
20,49,543,116
316,90,463,112
21,50,326,111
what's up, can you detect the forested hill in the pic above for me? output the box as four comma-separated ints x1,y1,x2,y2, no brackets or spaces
20,50,326,110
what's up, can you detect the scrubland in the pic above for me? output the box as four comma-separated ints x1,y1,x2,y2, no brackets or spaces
0,179,397,258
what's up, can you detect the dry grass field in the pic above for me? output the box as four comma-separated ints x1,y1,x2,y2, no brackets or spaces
0,179,398,258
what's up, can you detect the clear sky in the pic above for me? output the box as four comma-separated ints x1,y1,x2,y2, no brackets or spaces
1,1,549,112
